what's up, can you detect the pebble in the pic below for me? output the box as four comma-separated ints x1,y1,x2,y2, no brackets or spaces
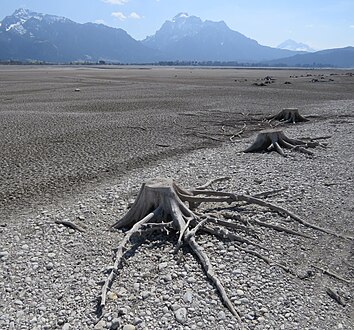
183,290,193,303
218,311,226,320
174,307,187,324
158,262,168,271
94,320,106,329
111,318,120,330
122,325,136,330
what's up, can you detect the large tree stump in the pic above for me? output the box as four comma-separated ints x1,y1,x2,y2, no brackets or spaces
244,129,317,156
100,177,350,326
267,108,309,124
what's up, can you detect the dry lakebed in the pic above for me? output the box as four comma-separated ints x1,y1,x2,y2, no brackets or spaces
0,66,353,330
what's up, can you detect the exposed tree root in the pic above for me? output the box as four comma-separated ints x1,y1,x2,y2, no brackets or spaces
312,265,352,284
244,129,323,157
100,177,350,325
267,108,309,124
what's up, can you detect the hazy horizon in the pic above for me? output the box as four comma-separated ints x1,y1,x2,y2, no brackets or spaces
1,0,354,51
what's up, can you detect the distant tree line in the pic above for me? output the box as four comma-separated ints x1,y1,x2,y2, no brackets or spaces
0,59,335,68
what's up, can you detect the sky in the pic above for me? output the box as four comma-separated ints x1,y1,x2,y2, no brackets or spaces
0,0,353,50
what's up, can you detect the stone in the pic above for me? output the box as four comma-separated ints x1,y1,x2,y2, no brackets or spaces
122,325,136,330
141,291,150,299
62,324,70,330
174,307,187,324
183,290,193,303
110,318,120,330
94,320,106,329
218,311,226,320
158,262,168,271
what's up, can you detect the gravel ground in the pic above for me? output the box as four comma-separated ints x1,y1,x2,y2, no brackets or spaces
0,67,353,330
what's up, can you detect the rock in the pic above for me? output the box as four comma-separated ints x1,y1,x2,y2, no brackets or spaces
183,290,193,303
62,324,70,330
122,325,136,330
174,307,187,324
158,262,168,271
218,311,226,320
141,291,150,299
46,262,54,270
236,289,245,296
0,251,9,260
110,318,120,330
94,320,106,329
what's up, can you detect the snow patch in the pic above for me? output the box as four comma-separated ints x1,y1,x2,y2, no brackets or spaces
6,22,27,35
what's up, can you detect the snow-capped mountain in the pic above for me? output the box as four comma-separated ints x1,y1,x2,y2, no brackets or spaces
142,13,303,62
0,8,161,63
0,8,69,35
277,39,315,52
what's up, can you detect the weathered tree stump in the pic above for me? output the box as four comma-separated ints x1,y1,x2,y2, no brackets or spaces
244,129,317,156
99,177,350,325
267,108,309,124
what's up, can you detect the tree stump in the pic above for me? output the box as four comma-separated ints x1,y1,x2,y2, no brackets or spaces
267,108,309,124
100,177,350,326
244,129,316,156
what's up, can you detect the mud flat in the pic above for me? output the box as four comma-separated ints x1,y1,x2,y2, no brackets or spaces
0,66,353,329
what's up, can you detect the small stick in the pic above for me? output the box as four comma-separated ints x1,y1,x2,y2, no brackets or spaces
54,220,86,232
196,177,231,190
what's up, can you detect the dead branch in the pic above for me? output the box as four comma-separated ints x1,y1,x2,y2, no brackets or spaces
54,220,86,232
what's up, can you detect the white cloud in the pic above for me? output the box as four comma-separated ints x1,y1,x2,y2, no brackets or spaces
95,19,105,24
112,12,127,21
129,12,141,19
102,0,128,5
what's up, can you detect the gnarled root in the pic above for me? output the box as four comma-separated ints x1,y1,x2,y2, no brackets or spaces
267,108,309,124
244,129,318,157
105,178,243,321
101,177,350,324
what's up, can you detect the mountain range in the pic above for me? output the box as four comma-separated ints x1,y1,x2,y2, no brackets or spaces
142,13,299,62
0,9,353,67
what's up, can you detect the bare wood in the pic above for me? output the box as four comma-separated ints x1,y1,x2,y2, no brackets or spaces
204,215,260,238
196,177,231,190
101,177,350,324
234,194,348,239
202,225,266,250
312,265,352,284
204,226,295,275
54,220,86,232
251,219,311,238
244,129,318,157
187,234,242,322
101,208,160,307
267,108,309,124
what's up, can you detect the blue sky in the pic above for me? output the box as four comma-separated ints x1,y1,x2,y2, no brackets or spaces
1,0,353,50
